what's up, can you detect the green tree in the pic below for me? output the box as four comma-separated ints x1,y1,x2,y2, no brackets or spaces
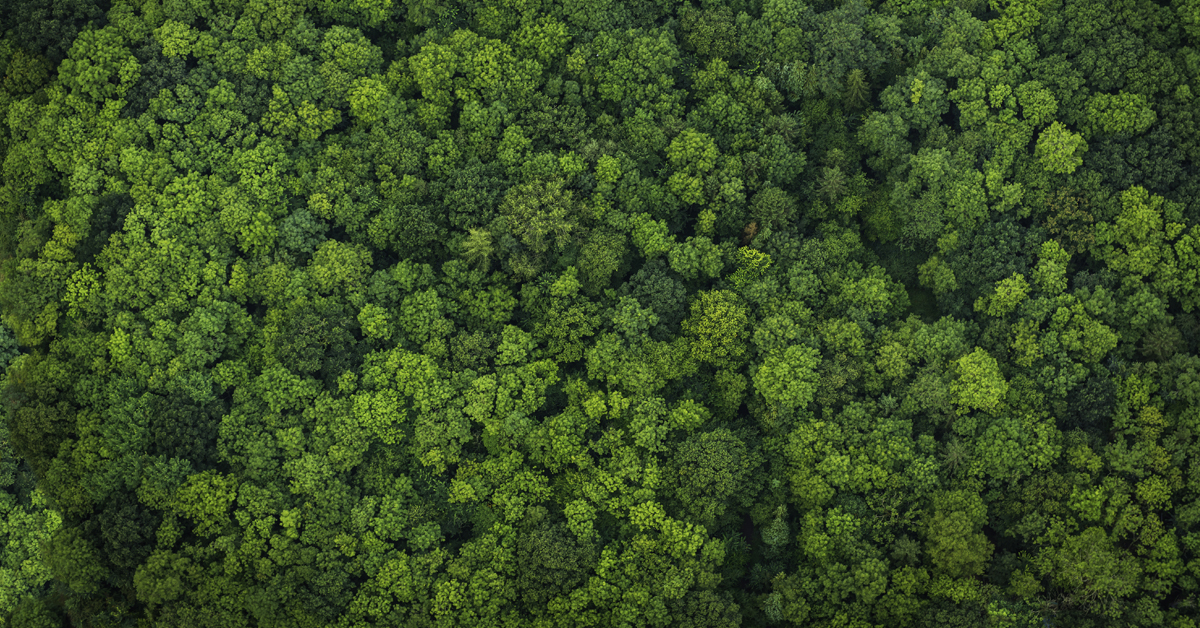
567,27,683,117
57,26,140,103
917,255,959,297
514,521,598,608
752,344,821,414
609,296,659,348
1031,239,1069,295
522,268,602,364
1082,91,1157,138
1034,120,1088,174
951,348,1009,418
666,428,761,529
681,290,750,367
629,212,674,260
668,236,724,282
665,129,719,205
1032,527,1141,618
460,227,495,273
498,179,579,258
680,6,737,60
0,479,60,618
1095,186,1200,311
923,489,993,579
974,273,1030,318
728,246,772,288
843,68,870,109
749,186,798,231
347,75,389,124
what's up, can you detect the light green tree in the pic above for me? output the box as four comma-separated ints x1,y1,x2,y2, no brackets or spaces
1083,91,1157,137
347,76,389,124
951,348,1009,416
669,236,724,281
681,290,750,367
753,344,821,413
917,255,958,296
461,228,495,272
666,130,719,205
1031,240,1070,295
974,273,1030,317
1035,121,1088,174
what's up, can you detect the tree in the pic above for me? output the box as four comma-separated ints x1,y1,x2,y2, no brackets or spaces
0,475,60,619
918,255,959,297
843,68,870,109
347,76,389,124
621,259,690,342
666,129,720,206
728,246,772,289
668,236,724,282
666,589,742,628
757,133,807,190
974,273,1030,318
1082,91,1157,138
522,267,602,364
680,6,737,60
951,348,1009,419
795,0,887,100
260,83,343,141
1042,187,1095,255
665,428,761,529
609,296,659,348
515,521,598,608
0,321,19,371
752,344,821,414
1095,186,1200,311
1034,121,1088,174
972,410,1062,484
817,166,849,205
8,594,65,628
629,213,674,260
681,290,751,367
857,110,913,171
497,179,579,258
56,26,140,104
749,186,798,231
923,489,994,579
1031,239,1069,295
460,227,495,273
1033,527,1141,618
510,15,570,67
567,27,683,117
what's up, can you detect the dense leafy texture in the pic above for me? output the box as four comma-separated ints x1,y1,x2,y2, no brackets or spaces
2,0,1200,626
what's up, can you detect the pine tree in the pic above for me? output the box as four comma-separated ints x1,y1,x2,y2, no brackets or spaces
462,228,494,272
844,68,869,109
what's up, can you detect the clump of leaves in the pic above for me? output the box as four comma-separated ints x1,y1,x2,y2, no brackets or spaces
1043,188,1094,255
1141,322,1184,362
941,436,970,477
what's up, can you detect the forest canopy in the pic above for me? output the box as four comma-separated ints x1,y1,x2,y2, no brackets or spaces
2,0,1200,626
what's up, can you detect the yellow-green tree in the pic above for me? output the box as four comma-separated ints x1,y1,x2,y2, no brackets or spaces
681,290,750,367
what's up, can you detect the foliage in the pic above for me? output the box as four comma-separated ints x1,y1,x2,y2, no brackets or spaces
682,290,751,367
0,1,1198,626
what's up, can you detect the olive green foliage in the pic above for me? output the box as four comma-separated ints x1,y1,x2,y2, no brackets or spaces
1,0,1200,626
